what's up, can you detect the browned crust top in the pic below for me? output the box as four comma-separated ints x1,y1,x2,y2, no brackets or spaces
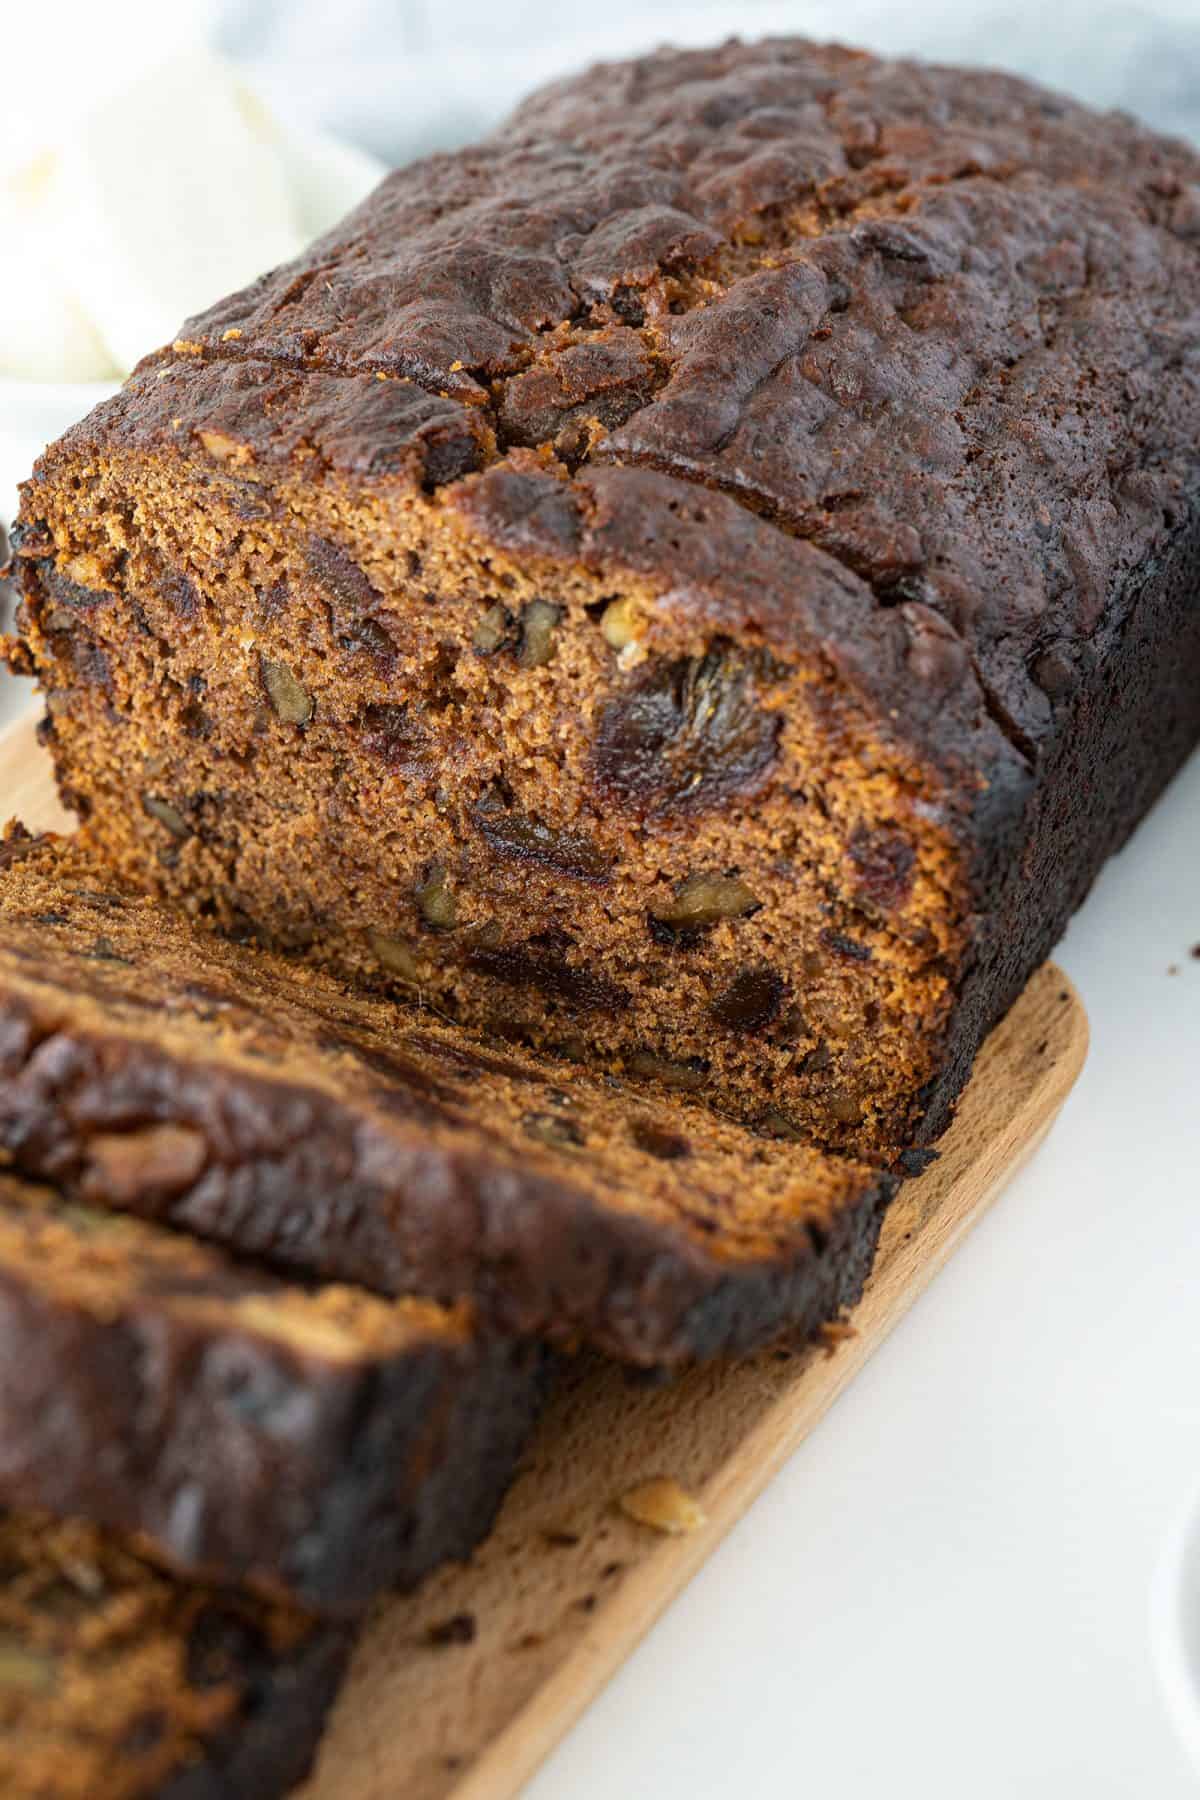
17,36,1200,895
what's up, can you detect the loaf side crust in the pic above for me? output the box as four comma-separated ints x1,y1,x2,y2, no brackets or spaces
0,1139,542,1616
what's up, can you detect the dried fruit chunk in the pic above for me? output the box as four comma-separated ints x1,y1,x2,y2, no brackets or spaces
709,967,785,1033
652,872,760,933
821,928,873,963
475,797,611,882
468,933,627,1013
260,656,314,725
473,601,514,655
518,599,562,668
626,1049,709,1092
594,646,780,816
618,1478,706,1534
523,1111,585,1149
757,1109,805,1141
416,866,458,930
306,535,396,661
366,930,421,983
0,1639,57,1692
426,1613,476,1648
358,702,430,780
847,827,915,912
141,795,190,838
629,1120,691,1160
34,561,109,613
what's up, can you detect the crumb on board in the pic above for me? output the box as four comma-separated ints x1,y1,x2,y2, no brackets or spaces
817,1318,859,1358
618,1479,707,1535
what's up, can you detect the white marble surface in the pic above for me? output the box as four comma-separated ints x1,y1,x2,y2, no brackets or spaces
2,7,1199,1793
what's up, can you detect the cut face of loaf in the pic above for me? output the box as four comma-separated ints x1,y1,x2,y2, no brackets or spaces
10,38,1200,1158
0,831,893,1369
10,439,989,1166
0,1507,347,1800
0,1156,542,1617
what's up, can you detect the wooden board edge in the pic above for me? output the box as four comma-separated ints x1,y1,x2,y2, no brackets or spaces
451,971,1088,1800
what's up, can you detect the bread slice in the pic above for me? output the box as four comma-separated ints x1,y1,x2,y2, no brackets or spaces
0,828,893,1369
0,1156,541,1616
0,1506,347,1799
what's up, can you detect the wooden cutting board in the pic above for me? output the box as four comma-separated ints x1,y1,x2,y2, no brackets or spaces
0,711,1088,1800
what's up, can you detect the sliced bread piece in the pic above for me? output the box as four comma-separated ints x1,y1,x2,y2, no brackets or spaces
0,828,894,1368
0,1160,541,1617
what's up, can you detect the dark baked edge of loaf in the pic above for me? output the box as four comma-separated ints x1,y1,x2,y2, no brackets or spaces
912,501,1200,1144
292,1331,547,1614
157,1621,351,1800
0,1206,546,1615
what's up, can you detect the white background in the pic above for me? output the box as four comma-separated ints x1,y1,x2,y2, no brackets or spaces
3,4,1200,1793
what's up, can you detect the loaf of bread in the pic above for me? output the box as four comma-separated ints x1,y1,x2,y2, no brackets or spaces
0,1506,347,1799
0,829,891,1367
10,37,1200,1163
0,1151,541,1616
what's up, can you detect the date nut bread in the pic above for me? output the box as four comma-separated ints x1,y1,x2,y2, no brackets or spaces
0,1506,347,1800
8,38,1200,1162
0,1156,541,1617
0,828,893,1369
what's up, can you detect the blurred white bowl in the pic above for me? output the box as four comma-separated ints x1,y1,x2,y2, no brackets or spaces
0,123,385,522
1151,1474,1200,1778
